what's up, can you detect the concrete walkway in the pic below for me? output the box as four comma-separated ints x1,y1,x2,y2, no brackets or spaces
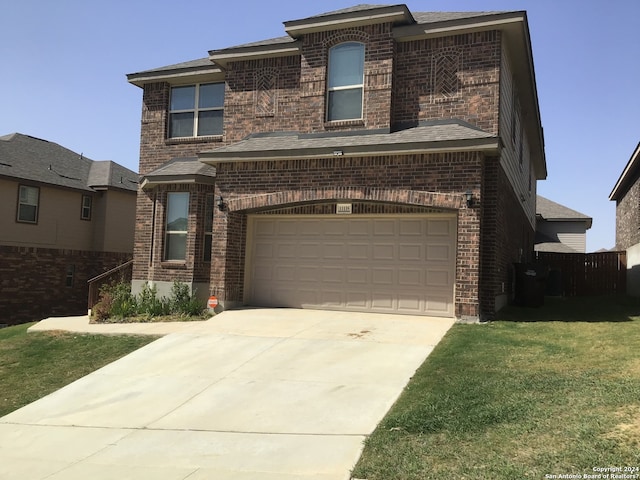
1,309,454,480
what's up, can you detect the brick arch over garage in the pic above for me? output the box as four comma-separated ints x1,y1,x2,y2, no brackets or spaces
225,187,466,212
212,187,481,320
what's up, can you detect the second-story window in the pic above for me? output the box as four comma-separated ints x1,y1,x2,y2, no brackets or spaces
169,83,224,138
326,42,365,122
81,194,92,220
17,185,39,223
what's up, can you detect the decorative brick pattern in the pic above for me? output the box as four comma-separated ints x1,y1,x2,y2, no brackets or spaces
393,31,501,133
0,246,130,325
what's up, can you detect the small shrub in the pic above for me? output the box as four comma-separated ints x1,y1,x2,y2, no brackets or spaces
137,282,170,317
169,281,206,316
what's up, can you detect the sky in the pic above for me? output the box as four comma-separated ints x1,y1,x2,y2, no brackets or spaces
1,0,639,252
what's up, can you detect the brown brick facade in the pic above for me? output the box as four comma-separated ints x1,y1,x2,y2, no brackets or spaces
210,152,483,318
131,17,536,320
0,246,130,325
614,182,640,250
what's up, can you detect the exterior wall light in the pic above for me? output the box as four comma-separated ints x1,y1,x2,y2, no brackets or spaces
216,196,227,212
465,191,473,208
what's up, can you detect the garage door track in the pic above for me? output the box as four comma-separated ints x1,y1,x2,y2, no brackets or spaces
0,309,454,480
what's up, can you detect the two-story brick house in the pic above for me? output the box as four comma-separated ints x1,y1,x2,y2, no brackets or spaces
127,5,546,321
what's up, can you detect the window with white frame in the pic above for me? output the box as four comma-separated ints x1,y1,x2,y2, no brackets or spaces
169,83,224,138
164,192,189,261
17,185,39,223
81,194,92,220
203,194,214,262
326,42,365,122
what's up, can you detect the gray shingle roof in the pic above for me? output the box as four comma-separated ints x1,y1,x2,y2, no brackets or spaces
201,121,496,162
536,195,592,223
132,7,514,77
0,133,138,192
144,157,216,178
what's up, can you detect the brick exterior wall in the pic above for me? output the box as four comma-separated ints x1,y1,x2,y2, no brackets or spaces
615,181,640,250
393,31,501,133
0,246,130,325
211,152,483,319
131,19,533,319
480,159,534,318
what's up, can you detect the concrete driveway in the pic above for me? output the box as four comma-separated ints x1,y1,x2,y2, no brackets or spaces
0,309,454,480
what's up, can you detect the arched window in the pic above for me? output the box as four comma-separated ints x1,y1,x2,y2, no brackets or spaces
326,42,365,121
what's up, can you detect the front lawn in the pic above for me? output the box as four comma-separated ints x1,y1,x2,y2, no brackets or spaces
0,323,156,417
352,296,640,479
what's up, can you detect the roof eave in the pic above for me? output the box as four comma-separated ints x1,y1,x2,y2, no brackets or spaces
284,5,415,39
209,43,301,69
199,138,500,165
140,174,216,190
127,66,224,88
610,142,640,201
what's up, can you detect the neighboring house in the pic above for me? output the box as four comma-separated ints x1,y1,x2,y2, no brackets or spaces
126,5,546,321
610,142,640,295
0,133,138,325
535,195,592,253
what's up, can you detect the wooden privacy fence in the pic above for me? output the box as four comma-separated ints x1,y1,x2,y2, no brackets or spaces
534,251,626,297
87,260,134,310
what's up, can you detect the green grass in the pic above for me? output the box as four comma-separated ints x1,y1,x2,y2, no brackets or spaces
352,296,640,480
0,323,157,417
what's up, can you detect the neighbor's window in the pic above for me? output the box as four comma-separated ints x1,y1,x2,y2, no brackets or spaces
203,194,214,262
169,83,224,138
17,185,39,223
326,42,365,121
164,192,189,261
81,194,92,220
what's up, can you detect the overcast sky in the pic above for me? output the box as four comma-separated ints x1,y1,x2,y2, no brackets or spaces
1,0,639,251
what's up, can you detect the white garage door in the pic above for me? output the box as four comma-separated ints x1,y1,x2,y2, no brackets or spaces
245,215,456,317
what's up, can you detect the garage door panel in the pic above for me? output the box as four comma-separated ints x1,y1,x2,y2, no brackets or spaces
276,243,296,258
322,266,345,283
247,216,455,317
276,221,298,235
298,265,321,282
373,219,396,236
347,267,368,284
255,242,274,258
275,265,296,282
324,243,345,259
347,244,369,260
397,294,422,312
426,244,451,261
399,219,423,235
348,221,370,235
372,244,395,260
427,219,453,236
346,291,368,308
426,269,451,287
372,268,394,285
398,244,422,261
398,269,422,285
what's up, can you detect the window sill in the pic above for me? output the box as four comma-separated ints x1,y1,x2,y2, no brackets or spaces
166,135,223,146
160,261,188,269
324,119,365,129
